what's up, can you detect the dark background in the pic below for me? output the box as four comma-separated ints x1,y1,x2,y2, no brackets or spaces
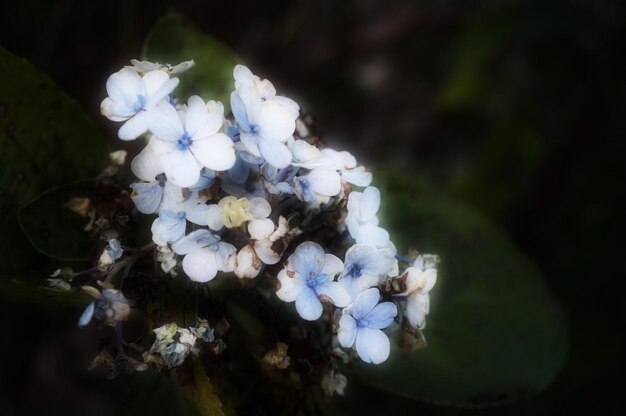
1,0,625,414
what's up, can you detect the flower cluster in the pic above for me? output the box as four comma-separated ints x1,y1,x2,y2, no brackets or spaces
99,60,438,365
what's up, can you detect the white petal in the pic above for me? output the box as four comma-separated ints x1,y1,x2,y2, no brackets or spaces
295,287,323,321
356,224,390,247
184,201,209,226
405,268,437,295
349,288,380,320
341,169,372,187
363,302,397,329
276,269,304,302
78,302,95,327
206,205,224,231
257,137,292,169
106,68,144,102
234,244,262,279
149,77,179,105
273,96,300,119
248,218,274,240
131,138,164,181
186,97,224,138
149,102,184,142
321,254,344,277
291,140,321,163
406,292,429,329
192,133,236,172
253,239,283,265
172,229,217,254
355,328,390,364
100,97,134,121
315,281,350,308
240,132,261,157
339,273,380,302
150,212,186,245
142,70,170,98
359,187,381,220
248,197,271,218
256,100,296,142
182,248,218,282
215,242,236,272
233,65,254,88
337,314,357,348
307,167,341,196
160,149,201,188
236,85,262,121
118,111,149,141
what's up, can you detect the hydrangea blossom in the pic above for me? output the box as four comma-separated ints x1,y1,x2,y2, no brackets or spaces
346,186,390,247
276,242,350,320
92,59,438,374
101,68,179,140
338,288,397,364
149,96,236,187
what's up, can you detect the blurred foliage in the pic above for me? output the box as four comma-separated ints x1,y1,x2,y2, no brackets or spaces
0,47,109,275
349,173,567,406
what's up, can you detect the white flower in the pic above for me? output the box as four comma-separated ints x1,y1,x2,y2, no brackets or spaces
346,186,390,247
97,239,124,271
172,230,236,282
100,68,179,141
130,137,184,214
231,65,299,168
276,242,350,321
398,254,438,329
234,244,263,279
338,288,397,364
150,97,236,187
156,245,178,275
150,193,210,245
339,244,396,300
206,196,273,240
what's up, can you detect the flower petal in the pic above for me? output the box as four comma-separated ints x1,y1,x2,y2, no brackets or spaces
256,100,296,142
290,241,325,277
355,223,390,247
355,328,390,364
276,269,305,302
106,68,144,103
248,197,271,218
182,248,218,282
130,182,163,214
337,314,357,348
118,111,149,141
363,301,397,329
307,167,341,196
150,102,184,142
257,137,292,168
315,281,350,308
359,186,381,220
406,292,430,329
321,254,344,277
234,244,262,279
160,149,201,188
192,133,236,172
248,218,274,240
131,138,164,181
349,288,380,320
295,287,323,321
206,204,224,231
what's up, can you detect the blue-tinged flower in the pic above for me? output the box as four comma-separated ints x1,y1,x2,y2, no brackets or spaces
320,148,372,187
130,137,184,214
276,242,350,321
101,68,179,141
172,230,236,282
149,97,236,187
293,167,341,203
339,244,396,300
78,286,130,328
188,168,216,192
338,288,397,364
230,65,300,169
150,193,210,245
345,186,390,247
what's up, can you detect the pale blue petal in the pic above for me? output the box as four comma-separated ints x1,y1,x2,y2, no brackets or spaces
258,137,292,169
130,182,163,214
78,302,95,327
337,314,357,348
349,288,380,320
291,242,325,278
295,287,323,321
231,91,251,132
355,327,390,364
228,155,250,184
315,281,350,308
363,302,397,329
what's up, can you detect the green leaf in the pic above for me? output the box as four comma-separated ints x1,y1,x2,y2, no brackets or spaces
18,181,97,261
0,47,109,274
349,173,568,407
0,279,91,307
183,361,225,416
142,13,241,109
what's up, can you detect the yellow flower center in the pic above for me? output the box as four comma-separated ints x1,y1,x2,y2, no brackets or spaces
221,197,253,228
